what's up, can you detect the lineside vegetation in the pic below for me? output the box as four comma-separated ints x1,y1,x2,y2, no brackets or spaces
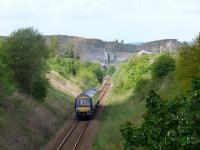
95,35,200,150
119,35,200,150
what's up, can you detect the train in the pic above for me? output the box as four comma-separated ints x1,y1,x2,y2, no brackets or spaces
74,88,100,119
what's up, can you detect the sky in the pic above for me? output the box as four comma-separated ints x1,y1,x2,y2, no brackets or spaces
0,0,200,43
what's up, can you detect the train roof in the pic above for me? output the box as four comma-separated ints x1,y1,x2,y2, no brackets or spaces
80,88,97,98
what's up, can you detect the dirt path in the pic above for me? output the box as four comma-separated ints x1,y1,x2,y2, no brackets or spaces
44,77,111,150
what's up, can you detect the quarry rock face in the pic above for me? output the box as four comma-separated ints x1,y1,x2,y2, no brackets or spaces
45,35,138,63
1,35,182,63
45,35,183,63
136,39,182,53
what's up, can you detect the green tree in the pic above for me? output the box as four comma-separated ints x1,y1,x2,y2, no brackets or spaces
0,41,13,99
152,53,176,79
176,35,200,88
5,27,49,97
91,64,104,83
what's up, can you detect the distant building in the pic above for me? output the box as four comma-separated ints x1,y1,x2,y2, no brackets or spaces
104,49,110,65
104,49,117,65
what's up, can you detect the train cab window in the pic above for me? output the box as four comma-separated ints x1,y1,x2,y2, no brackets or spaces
76,99,90,106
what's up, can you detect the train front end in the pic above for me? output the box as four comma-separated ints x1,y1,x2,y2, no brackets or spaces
74,94,93,118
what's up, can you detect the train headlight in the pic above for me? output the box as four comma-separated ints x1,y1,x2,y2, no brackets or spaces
76,108,79,111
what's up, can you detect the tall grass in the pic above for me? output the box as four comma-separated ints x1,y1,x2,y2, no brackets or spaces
0,86,74,150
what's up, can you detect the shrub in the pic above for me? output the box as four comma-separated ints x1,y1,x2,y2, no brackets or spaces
106,65,116,75
191,77,200,91
134,79,149,92
152,54,176,79
31,79,49,100
90,64,104,83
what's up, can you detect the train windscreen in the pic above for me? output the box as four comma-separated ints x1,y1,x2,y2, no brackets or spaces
76,98,90,106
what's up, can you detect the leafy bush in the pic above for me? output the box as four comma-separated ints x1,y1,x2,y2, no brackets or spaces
152,53,176,79
134,79,149,92
106,65,116,75
191,77,200,91
89,63,104,83
120,79,200,150
113,55,152,90
31,79,49,100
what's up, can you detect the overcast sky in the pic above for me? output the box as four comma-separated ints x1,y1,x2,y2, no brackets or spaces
0,0,199,42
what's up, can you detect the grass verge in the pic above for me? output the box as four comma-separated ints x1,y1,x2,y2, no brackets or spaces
93,89,146,150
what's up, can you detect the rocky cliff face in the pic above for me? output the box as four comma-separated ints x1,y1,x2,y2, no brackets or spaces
136,39,182,53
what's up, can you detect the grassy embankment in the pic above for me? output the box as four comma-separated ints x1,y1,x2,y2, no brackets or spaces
0,58,103,150
0,71,78,150
94,53,184,149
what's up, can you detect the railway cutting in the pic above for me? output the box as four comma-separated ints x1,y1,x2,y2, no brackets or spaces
46,77,111,150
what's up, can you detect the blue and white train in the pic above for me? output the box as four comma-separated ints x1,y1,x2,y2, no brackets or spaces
74,88,100,119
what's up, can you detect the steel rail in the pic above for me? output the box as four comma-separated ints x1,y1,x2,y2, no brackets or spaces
56,121,79,150
99,78,111,102
72,81,110,149
72,121,89,150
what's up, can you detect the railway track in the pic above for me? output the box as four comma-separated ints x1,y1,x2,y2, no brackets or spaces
56,78,111,150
